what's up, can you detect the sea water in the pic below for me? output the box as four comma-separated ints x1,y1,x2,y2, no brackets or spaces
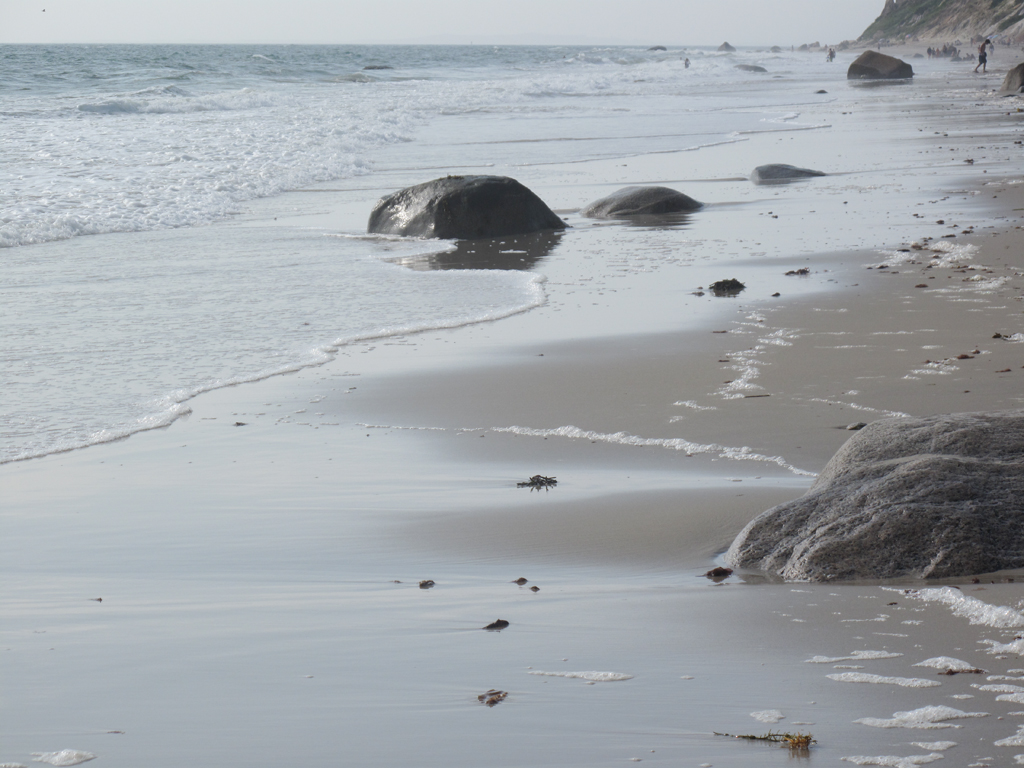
0,44,997,464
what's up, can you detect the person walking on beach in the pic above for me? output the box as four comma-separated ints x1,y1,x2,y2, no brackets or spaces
975,39,989,73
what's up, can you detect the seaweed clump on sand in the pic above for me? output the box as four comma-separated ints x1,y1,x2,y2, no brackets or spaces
517,475,557,489
478,689,508,707
714,730,816,751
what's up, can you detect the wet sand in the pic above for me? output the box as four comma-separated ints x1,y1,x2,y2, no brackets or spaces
4,49,1024,768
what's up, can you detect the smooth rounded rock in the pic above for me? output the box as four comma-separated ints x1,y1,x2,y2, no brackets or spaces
580,186,702,218
726,410,1024,581
847,50,913,79
367,175,566,240
750,164,826,185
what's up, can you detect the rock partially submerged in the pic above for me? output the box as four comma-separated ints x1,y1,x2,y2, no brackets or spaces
847,50,913,80
581,186,703,218
726,410,1024,581
718,42,736,52
751,164,826,184
1001,62,1024,94
367,175,566,240
735,64,768,73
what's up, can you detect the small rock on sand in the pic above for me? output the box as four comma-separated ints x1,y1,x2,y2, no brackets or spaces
709,279,745,296
751,165,825,185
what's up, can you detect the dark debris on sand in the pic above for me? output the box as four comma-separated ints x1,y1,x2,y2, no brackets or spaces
518,475,557,489
709,279,746,296
478,689,508,707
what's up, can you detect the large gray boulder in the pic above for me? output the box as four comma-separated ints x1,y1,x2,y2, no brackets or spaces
1001,63,1024,94
367,175,567,240
847,50,913,79
726,410,1024,581
581,186,703,218
750,164,826,184
735,64,768,73
718,42,736,52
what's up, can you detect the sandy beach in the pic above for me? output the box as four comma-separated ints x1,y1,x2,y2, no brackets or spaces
4,44,1024,767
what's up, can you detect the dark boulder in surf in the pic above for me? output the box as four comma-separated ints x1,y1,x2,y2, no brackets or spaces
735,64,768,72
750,164,826,184
367,175,567,240
648,45,667,51
1001,63,1024,94
581,186,703,218
718,42,737,52
847,50,913,79
726,410,1024,581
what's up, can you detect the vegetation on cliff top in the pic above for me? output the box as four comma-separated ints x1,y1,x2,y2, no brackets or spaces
860,0,1024,41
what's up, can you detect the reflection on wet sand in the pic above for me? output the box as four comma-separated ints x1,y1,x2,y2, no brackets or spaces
616,211,697,229
387,230,564,271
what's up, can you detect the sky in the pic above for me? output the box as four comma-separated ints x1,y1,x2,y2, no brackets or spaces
4,0,886,46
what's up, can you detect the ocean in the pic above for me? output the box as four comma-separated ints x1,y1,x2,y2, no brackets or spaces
1,42,933,466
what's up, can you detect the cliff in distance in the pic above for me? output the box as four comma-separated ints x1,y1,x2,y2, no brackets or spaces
860,0,1024,42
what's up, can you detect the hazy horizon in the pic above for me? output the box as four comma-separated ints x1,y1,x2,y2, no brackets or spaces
4,0,884,46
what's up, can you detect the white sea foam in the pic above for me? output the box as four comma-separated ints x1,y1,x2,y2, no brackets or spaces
996,693,1024,704
911,742,956,751
806,651,903,663
827,673,941,688
854,705,988,730
975,684,1024,693
842,615,890,623
914,657,978,671
30,753,95,767
527,671,633,682
996,726,1024,746
982,638,1024,656
750,709,785,723
672,400,717,411
487,425,814,475
888,588,1024,628
842,755,944,767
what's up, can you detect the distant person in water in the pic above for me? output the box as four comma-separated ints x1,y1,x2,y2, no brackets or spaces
975,40,988,72
827,48,836,62
684,58,690,69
